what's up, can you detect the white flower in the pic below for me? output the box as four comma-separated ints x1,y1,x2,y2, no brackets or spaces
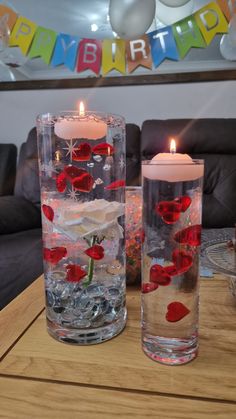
54,199,125,242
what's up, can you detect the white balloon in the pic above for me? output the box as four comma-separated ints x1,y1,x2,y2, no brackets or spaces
220,34,236,61
228,14,236,46
155,0,194,26
0,63,15,81
109,0,156,39
159,0,190,6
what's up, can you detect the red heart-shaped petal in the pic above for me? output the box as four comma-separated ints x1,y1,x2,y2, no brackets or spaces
56,172,67,193
142,282,159,294
85,244,104,260
72,172,94,193
42,204,54,222
166,301,190,322
174,195,192,212
66,264,87,282
150,264,171,286
43,247,67,264
72,143,91,161
64,165,86,183
105,180,125,190
164,264,178,276
172,249,193,274
155,201,182,225
174,224,201,247
92,143,114,156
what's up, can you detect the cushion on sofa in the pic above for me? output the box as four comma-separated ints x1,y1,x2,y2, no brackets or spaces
0,143,17,196
141,119,236,228
0,196,41,234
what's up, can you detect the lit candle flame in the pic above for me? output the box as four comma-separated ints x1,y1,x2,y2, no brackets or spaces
79,101,85,116
170,139,176,154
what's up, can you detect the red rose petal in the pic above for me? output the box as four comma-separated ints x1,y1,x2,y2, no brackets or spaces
64,165,86,183
92,143,114,156
56,172,67,193
172,249,193,274
72,172,94,193
164,265,178,276
174,224,201,247
150,264,171,286
174,195,192,212
85,244,104,260
166,301,190,322
142,282,159,294
105,180,125,190
42,204,54,222
155,201,182,225
43,247,67,264
72,143,91,161
66,264,87,282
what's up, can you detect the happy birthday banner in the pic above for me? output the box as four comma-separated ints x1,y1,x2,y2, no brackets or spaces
0,1,234,76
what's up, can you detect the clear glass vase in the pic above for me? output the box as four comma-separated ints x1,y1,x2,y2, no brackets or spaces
37,111,126,344
141,159,204,365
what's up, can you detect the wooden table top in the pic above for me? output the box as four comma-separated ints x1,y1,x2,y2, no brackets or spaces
0,274,236,418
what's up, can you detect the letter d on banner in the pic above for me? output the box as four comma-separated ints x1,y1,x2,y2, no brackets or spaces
9,16,37,55
195,2,228,45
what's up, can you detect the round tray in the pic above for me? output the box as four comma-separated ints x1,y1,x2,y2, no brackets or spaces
205,241,236,277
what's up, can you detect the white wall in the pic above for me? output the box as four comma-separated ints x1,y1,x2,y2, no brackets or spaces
0,80,236,148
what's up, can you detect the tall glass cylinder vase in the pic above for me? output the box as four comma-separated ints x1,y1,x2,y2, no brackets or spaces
37,111,126,345
141,159,204,365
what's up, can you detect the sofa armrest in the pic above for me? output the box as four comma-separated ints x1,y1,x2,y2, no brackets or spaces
0,144,17,196
0,196,41,234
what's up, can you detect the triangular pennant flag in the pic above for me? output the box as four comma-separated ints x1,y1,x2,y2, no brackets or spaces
149,27,179,67
102,39,126,75
173,15,206,59
9,16,37,55
195,2,228,45
28,26,57,64
77,39,102,75
126,36,152,73
51,34,79,71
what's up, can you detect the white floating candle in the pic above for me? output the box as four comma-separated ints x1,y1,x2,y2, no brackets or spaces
54,102,107,140
142,139,204,182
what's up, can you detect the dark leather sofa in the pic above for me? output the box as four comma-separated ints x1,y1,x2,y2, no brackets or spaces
0,118,235,309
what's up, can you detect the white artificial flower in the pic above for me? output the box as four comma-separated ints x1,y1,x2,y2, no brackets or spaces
54,199,125,242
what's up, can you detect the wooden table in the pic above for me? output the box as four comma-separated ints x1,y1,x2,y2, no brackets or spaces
0,274,236,418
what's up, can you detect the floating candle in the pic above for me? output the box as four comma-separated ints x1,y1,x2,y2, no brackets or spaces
142,139,204,182
54,102,107,140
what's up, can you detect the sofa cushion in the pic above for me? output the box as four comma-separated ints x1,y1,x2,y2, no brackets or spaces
126,123,141,186
0,196,41,234
141,119,236,228
0,143,17,196
0,228,43,309
14,128,40,205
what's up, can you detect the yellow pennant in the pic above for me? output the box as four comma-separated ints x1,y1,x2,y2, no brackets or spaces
9,16,37,55
102,39,126,75
0,5,18,31
195,2,228,45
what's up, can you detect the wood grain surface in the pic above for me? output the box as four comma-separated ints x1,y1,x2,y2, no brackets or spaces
0,278,236,403
0,376,236,419
0,276,44,359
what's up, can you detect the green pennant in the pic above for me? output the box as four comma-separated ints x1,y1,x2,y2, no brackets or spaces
172,16,206,59
28,26,57,64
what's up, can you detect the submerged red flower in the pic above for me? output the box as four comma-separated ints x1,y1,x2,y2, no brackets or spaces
166,301,190,322
174,224,201,247
63,165,86,183
66,264,87,282
42,204,54,222
85,244,104,260
43,247,67,264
